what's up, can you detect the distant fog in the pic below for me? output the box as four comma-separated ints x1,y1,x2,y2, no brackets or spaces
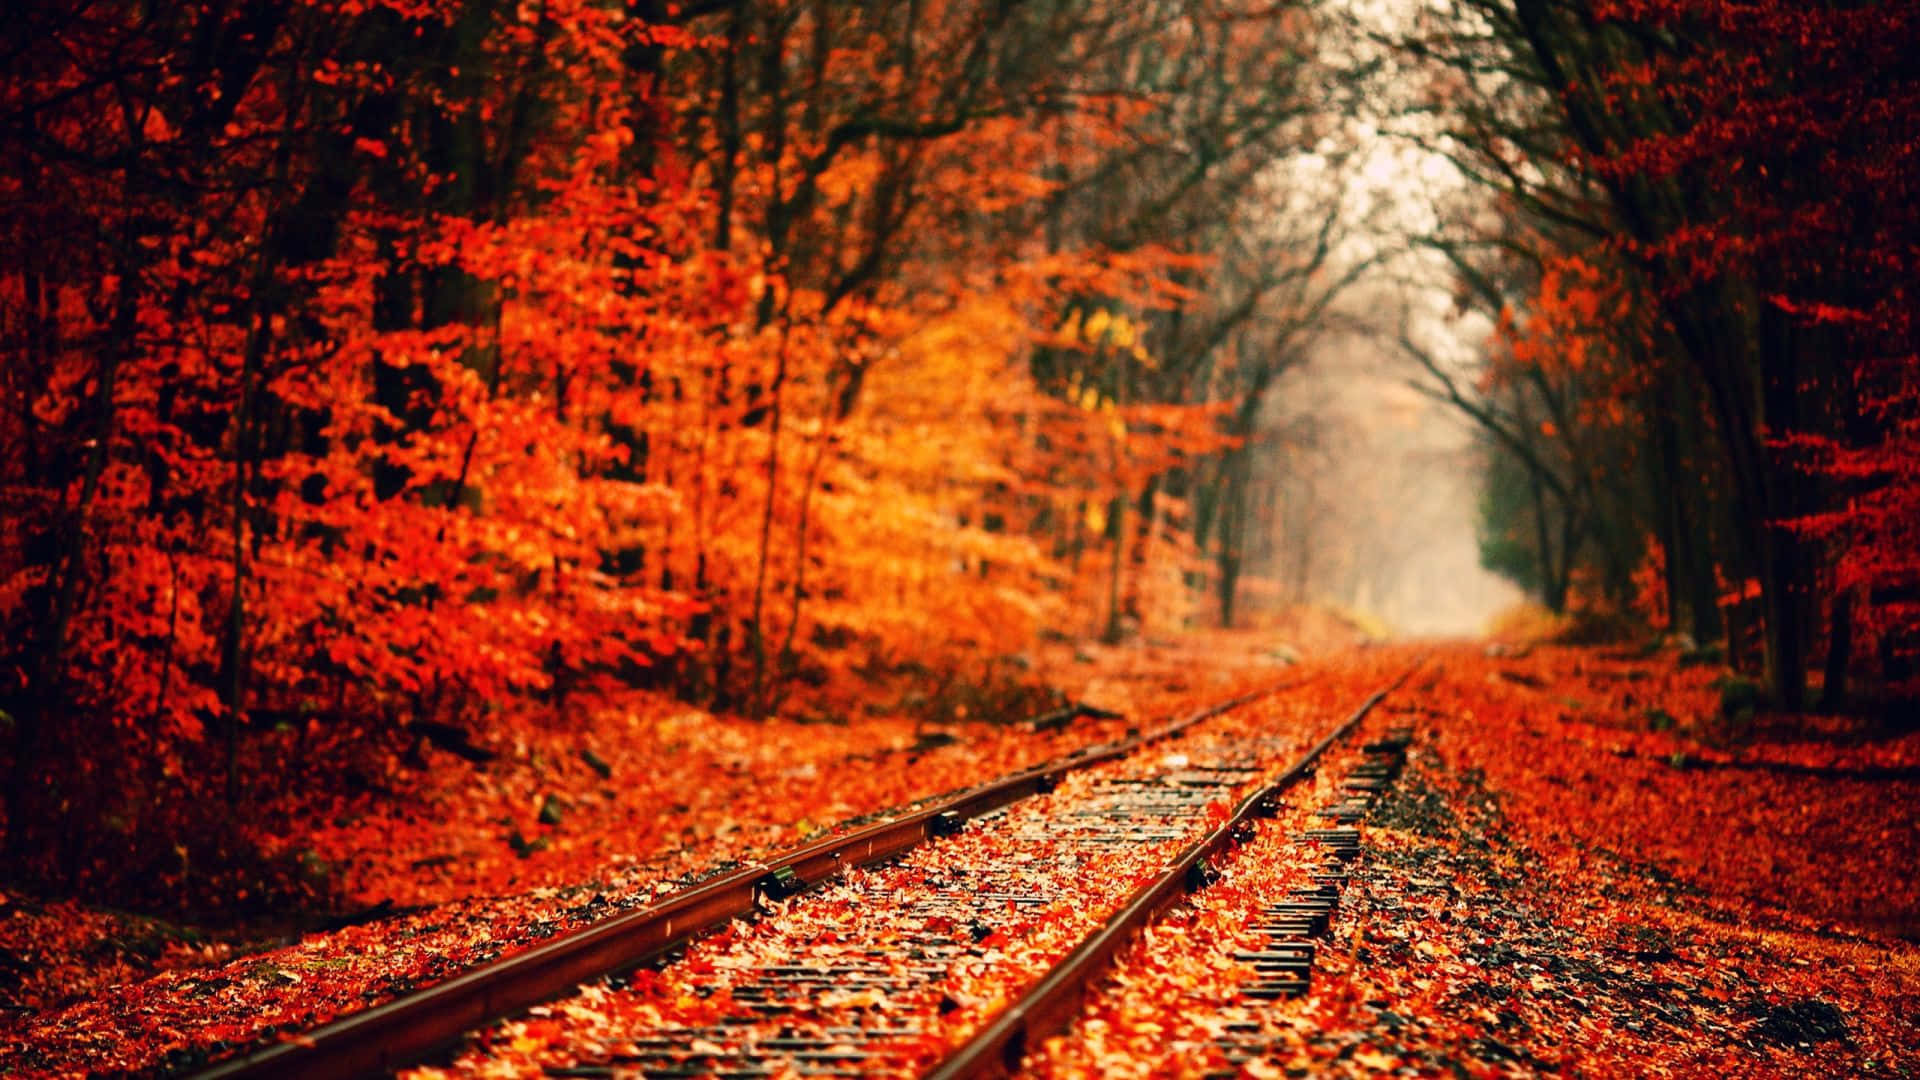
1243,319,1523,638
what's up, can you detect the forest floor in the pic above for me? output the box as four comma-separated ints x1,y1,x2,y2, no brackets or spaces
1212,650,1920,1077
3,618,1918,1076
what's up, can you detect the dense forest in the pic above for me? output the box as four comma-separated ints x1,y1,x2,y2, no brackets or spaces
2,0,1915,910
1386,0,1920,706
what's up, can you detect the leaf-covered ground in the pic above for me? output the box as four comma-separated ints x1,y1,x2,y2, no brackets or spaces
1030,647,1920,1077
0,628,1319,1075
4,633,1916,1077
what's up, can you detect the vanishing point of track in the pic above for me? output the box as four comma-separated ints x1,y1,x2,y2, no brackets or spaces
195,663,1420,1079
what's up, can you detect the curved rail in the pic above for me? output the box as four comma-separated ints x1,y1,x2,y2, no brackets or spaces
926,664,1416,1079
191,679,1306,1080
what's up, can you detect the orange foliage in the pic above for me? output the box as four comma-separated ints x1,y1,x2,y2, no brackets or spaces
0,0,1304,909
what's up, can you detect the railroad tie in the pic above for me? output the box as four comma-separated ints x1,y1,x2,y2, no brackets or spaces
1221,721,1416,1057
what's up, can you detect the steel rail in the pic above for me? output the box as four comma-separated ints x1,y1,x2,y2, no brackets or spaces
925,663,1418,1079
190,678,1308,1080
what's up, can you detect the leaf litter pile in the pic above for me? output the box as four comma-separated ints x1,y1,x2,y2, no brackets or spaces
5,638,1918,1077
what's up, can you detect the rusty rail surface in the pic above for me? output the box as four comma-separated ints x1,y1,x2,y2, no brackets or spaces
925,664,1417,1079
191,678,1307,1080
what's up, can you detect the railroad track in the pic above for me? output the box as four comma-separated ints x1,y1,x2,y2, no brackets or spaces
927,685,1415,1079
194,665,1416,1080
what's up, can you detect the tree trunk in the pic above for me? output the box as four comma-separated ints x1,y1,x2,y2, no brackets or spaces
1216,449,1249,628
1103,355,1130,644
1822,584,1853,711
